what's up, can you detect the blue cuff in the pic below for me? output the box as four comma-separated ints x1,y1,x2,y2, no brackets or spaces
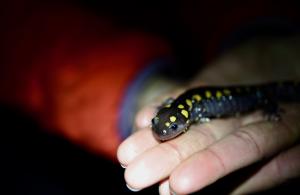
118,58,171,140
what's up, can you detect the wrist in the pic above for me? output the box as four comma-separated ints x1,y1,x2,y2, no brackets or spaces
118,59,179,139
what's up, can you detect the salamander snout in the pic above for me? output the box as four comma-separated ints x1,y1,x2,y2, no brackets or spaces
151,107,189,141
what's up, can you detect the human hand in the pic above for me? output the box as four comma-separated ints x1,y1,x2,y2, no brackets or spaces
117,91,300,194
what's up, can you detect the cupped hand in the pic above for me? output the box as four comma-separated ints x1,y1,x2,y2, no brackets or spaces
117,94,300,194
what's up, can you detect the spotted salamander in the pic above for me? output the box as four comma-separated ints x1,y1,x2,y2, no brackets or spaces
151,81,300,141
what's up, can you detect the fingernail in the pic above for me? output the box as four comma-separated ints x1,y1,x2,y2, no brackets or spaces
170,191,177,195
120,163,127,168
126,183,141,192
170,187,177,195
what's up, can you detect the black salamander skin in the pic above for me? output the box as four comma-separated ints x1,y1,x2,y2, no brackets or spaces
151,81,300,141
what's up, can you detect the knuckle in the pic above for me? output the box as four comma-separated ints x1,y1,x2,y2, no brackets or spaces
194,125,218,144
206,147,227,175
233,128,263,158
162,142,185,163
273,155,285,182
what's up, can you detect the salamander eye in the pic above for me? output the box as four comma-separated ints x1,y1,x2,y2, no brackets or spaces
170,123,178,131
151,118,155,125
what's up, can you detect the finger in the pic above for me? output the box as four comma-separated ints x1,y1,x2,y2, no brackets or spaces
117,128,159,167
231,144,300,195
240,110,265,126
124,116,246,190
170,112,300,194
135,105,156,128
158,180,170,195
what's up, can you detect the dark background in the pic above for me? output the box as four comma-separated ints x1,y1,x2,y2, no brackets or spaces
75,0,300,79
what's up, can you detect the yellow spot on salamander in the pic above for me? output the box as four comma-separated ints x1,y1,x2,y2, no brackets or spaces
181,110,189,118
216,91,222,99
165,122,170,127
192,94,202,102
223,89,231,95
165,104,171,108
178,104,185,109
186,99,192,108
170,116,176,122
205,91,212,98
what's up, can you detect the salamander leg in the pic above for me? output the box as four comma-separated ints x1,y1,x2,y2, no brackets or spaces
157,97,174,110
199,117,211,123
262,99,283,121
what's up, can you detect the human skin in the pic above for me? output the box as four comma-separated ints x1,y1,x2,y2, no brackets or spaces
117,38,300,194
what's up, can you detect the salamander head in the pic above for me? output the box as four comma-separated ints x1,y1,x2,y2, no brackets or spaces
151,107,190,141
